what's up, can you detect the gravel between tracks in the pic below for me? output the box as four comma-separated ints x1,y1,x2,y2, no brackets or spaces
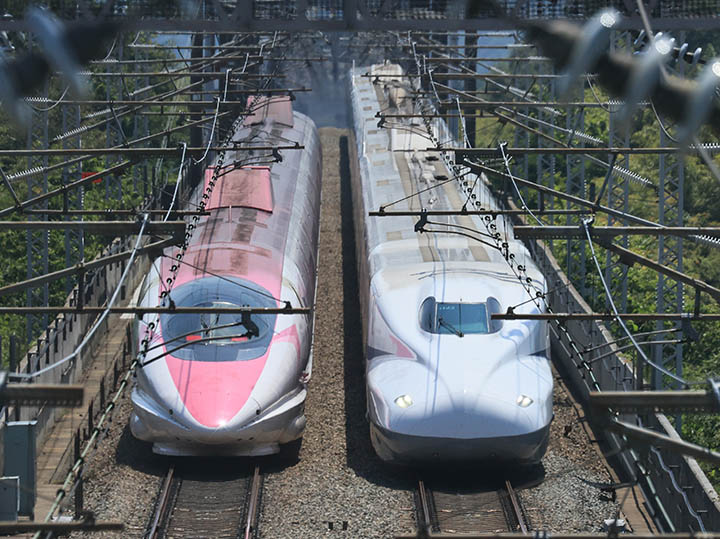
519,371,623,533
259,128,414,538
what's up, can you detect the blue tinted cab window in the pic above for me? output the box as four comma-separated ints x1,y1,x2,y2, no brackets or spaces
159,276,277,361
419,297,490,335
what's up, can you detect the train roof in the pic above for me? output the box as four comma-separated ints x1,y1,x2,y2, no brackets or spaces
351,62,545,289
204,166,273,213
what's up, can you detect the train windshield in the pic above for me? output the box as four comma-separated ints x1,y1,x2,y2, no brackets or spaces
159,276,277,362
419,297,489,336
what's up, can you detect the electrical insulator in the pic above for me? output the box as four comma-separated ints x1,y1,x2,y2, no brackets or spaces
692,47,703,66
618,37,675,126
557,8,621,99
26,7,89,98
0,49,29,125
677,58,720,146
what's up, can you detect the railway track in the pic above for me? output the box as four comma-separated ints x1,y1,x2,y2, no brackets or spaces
146,461,263,539
415,477,529,536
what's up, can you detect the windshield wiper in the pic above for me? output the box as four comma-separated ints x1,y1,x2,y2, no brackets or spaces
438,317,464,338
241,310,259,339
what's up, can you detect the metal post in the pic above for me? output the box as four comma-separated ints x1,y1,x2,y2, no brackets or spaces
604,31,630,317
105,33,124,201
565,80,587,296
513,72,530,205
9,335,17,373
190,31,204,188
74,433,83,519
654,128,685,391
62,104,84,296
653,32,686,394
25,82,49,344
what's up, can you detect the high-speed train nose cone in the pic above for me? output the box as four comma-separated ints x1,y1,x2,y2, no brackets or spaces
165,355,265,428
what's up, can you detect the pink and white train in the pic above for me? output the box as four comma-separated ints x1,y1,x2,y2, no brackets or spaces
130,98,321,456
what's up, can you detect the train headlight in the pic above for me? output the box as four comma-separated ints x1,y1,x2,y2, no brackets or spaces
516,395,534,408
394,394,414,408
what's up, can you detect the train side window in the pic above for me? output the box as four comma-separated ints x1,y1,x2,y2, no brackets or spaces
486,296,503,333
419,296,437,332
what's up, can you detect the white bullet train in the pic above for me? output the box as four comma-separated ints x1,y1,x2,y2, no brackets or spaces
130,97,321,456
350,63,553,464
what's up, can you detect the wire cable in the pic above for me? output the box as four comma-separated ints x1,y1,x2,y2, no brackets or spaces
10,214,150,380
581,218,687,386
164,143,188,222
499,142,544,226
27,86,71,112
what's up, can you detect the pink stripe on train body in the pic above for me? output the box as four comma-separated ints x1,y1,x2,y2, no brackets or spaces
164,323,302,428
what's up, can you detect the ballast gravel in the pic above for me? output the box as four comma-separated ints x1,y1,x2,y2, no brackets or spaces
519,373,624,533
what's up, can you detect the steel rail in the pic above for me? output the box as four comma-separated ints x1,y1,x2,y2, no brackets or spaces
243,465,263,539
437,101,635,108
128,44,273,50
9,110,232,184
184,87,311,95
0,521,123,533
147,466,176,539
0,238,175,298
0,161,132,217
465,161,659,228
27,94,303,106
416,480,434,536
53,80,221,144
504,480,528,534
447,147,712,155
513,226,720,238
395,534,720,539
393,56,552,62
90,55,263,65
0,220,184,234
23,209,207,216
411,44,536,49
589,391,717,413
0,384,83,407
365,73,591,79
79,71,278,78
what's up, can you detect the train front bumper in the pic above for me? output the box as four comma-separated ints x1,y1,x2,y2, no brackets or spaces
130,387,307,456
369,421,551,465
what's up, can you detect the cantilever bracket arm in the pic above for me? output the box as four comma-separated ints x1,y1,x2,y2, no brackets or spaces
602,417,720,466
0,237,176,298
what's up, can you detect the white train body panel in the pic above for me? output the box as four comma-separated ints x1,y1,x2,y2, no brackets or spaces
130,100,321,456
350,64,553,463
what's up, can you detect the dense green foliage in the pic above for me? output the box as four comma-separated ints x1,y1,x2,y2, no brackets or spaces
0,34,188,364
